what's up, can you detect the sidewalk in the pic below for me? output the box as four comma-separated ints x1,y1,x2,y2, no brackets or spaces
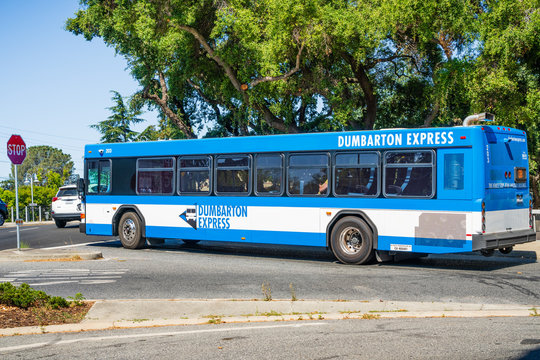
0,298,538,336
1,221,55,228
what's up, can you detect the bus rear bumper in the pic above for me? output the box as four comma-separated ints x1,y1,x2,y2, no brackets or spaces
472,229,537,251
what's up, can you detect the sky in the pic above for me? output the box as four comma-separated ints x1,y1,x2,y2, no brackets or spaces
0,0,158,181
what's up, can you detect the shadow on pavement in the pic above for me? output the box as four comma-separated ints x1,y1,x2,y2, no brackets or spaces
86,238,535,270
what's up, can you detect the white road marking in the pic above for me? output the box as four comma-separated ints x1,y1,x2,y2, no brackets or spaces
28,280,79,286
0,323,328,353
8,227,40,233
2,268,128,286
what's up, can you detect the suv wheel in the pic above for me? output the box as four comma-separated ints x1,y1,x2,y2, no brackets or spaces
0,213,4,227
55,219,67,228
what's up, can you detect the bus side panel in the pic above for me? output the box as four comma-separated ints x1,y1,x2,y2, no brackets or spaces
364,209,474,254
85,202,114,236
141,203,326,247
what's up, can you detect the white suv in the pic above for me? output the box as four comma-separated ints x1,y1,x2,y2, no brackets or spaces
51,185,82,228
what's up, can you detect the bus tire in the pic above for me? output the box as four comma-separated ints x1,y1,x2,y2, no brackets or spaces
55,219,67,228
182,240,200,245
119,212,146,249
331,216,374,265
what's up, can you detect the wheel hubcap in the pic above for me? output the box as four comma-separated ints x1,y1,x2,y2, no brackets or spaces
339,226,363,255
122,219,136,241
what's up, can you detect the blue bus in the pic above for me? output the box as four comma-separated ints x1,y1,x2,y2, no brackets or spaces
78,114,536,264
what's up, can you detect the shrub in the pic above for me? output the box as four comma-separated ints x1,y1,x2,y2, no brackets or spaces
0,282,76,309
49,296,70,309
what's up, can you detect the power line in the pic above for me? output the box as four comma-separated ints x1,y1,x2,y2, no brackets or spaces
0,125,96,143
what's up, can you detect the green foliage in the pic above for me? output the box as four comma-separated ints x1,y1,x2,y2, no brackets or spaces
0,282,82,310
12,145,74,188
68,293,86,307
48,296,70,310
67,0,540,201
91,91,145,143
0,184,57,209
0,282,49,309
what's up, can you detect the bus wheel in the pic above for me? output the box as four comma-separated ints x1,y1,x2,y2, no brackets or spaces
331,216,374,265
119,212,145,249
182,240,200,245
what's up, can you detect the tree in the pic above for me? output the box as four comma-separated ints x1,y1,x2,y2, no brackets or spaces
14,146,74,187
468,0,540,202
91,91,144,143
67,0,539,201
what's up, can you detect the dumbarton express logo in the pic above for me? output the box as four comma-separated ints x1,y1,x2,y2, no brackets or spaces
180,205,248,230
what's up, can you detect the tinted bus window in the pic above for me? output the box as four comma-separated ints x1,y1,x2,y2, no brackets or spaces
384,150,434,197
255,154,283,196
178,156,211,195
112,158,136,195
137,157,175,195
334,152,379,196
216,155,251,195
288,153,329,196
444,153,464,190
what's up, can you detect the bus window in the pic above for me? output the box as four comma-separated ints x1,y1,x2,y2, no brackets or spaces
215,155,251,195
255,154,283,196
87,160,111,195
111,158,137,195
288,153,329,196
334,152,379,196
178,156,211,195
384,150,434,198
444,153,464,190
136,157,175,195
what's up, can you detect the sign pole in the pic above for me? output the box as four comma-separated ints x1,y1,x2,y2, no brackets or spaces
14,165,20,250
7,134,26,251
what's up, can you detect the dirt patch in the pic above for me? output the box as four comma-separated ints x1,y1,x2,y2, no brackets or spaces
24,256,86,262
0,302,94,329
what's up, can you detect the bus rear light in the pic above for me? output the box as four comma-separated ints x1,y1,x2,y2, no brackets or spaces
460,136,466,140
515,167,526,183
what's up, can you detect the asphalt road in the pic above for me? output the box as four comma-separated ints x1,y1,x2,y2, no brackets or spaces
0,318,539,359
0,224,538,306
0,222,115,250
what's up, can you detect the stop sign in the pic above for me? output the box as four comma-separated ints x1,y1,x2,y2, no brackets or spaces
7,135,26,165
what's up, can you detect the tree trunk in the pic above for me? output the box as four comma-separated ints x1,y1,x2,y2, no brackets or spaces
342,53,377,130
354,64,377,130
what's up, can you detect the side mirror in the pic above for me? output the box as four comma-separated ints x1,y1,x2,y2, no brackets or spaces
77,178,85,199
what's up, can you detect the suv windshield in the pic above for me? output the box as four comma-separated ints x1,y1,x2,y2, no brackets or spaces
57,188,77,197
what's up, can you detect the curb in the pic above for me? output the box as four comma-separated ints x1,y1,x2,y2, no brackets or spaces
1,299,538,336
0,249,102,262
0,221,55,228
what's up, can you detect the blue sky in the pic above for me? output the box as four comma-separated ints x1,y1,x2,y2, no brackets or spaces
0,1,158,181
